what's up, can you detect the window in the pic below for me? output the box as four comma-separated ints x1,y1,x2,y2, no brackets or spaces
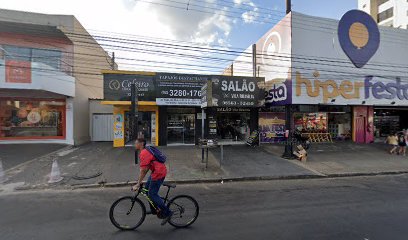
32,48,61,70
378,7,394,22
3,45,62,70
4,45,31,62
0,99,65,139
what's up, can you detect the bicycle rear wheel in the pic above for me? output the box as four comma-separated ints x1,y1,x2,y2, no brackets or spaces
109,196,146,230
167,195,199,228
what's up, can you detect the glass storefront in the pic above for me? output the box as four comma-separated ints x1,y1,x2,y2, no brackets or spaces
216,108,250,141
0,99,65,138
167,108,195,145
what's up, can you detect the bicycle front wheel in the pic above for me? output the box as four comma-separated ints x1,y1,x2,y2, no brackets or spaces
109,196,146,230
167,195,199,228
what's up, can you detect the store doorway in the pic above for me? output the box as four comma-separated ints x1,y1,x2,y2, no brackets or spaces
167,113,195,145
124,111,152,144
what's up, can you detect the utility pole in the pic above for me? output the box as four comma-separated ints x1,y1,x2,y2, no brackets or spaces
111,52,115,70
131,84,139,164
252,44,257,78
282,0,293,159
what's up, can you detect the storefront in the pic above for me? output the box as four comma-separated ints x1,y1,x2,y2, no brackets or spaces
0,97,66,139
373,107,408,140
102,71,264,147
0,89,73,143
228,10,408,145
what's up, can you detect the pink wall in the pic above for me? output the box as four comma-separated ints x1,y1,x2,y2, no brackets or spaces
353,106,374,143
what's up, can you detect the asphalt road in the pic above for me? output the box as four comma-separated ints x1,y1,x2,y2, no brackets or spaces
1,175,408,240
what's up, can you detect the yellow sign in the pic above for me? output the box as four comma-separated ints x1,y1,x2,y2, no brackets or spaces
295,71,364,103
113,107,125,147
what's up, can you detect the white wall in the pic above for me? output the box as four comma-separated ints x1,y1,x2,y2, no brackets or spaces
291,12,408,105
0,60,75,97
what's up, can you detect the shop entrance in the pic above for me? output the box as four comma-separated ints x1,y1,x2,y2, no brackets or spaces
124,111,152,144
216,109,250,141
167,108,195,145
374,108,408,140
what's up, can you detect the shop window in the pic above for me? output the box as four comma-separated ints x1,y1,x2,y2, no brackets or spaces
0,99,65,139
216,111,250,141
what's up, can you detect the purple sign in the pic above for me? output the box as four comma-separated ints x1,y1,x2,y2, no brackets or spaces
259,112,286,143
265,79,292,106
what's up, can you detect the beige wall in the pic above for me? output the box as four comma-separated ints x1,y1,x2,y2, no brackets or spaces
66,19,114,145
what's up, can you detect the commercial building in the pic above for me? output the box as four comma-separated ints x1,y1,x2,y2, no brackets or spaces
99,71,264,147
0,9,114,145
358,0,408,29
230,10,408,144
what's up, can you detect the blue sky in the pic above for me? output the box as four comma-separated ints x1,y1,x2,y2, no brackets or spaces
229,0,357,50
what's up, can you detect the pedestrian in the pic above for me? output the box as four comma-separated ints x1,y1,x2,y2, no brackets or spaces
386,133,398,154
398,132,407,156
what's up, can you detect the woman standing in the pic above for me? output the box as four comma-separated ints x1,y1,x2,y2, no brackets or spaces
398,131,407,156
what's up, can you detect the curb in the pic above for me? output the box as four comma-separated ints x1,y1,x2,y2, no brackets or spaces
8,171,408,192
70,174,323,189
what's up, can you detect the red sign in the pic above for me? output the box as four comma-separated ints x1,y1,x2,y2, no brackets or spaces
6,60,32,83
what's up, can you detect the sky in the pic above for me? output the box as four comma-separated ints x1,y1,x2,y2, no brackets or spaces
0,0,357,73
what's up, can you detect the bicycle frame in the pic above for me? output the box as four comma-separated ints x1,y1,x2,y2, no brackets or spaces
133,183,172,212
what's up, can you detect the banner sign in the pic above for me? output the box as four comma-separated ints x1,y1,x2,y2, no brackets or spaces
6,60,32,83
156,73,209,106
208,76,265,108
259,112,286,143
103,74,155,101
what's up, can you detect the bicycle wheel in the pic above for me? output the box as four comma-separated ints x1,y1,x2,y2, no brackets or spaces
109,196,146,230
167,195,199,228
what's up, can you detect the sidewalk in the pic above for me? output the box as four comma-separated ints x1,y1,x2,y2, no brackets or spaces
3,141,408,191
2,142,315,190
263,142,408,176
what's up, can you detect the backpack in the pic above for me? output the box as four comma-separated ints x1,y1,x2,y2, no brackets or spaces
145,146,167,163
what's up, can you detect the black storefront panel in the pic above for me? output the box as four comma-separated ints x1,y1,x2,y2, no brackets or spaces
104,74,155,101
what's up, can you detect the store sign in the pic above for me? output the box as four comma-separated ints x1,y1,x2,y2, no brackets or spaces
259,112,286,143
203,76,265,108
156,73,209,106
104,74,155,101
338,10,380,68
294,71,408,105
6,60,32,83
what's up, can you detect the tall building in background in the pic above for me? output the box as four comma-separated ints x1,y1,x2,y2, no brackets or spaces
358,0,408,29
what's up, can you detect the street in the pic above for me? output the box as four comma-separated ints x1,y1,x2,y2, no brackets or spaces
2,175,408,240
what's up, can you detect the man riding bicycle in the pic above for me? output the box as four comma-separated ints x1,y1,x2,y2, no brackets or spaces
132,138,173,225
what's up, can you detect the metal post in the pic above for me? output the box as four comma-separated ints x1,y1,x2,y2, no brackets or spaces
286,0,291,14
252,44,257,78
131,84,139,164
282,104,293,159
201,108,205,163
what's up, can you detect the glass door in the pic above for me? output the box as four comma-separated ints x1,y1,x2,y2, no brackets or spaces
125,111,152,144
167,113,195,145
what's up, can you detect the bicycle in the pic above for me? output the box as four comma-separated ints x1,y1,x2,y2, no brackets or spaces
109,182,199,230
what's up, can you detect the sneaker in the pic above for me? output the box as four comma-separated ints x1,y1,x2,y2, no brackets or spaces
160,211,173,226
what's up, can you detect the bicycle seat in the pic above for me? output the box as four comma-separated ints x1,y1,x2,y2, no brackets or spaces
163,182,176,188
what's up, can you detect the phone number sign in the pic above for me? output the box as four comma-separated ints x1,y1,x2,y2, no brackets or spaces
156,73,209,106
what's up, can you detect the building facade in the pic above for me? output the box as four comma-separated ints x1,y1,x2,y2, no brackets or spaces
100,71,264,147
229,10,408,144
359,0,408,29
0,9,114,145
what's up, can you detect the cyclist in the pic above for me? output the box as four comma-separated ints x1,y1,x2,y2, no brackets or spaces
132,138,173,225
